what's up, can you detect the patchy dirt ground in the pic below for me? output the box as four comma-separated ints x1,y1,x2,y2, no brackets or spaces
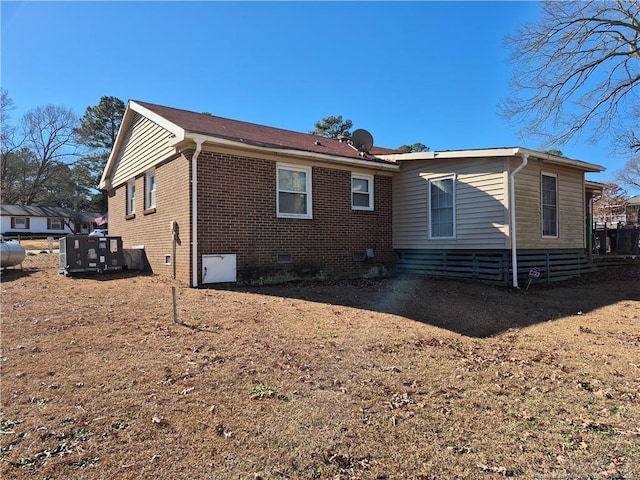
1,253,639,479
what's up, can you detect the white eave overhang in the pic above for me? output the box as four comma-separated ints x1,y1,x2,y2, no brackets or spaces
378,147,605,173
585,180,605,193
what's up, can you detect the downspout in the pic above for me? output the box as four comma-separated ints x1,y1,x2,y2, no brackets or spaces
589,191,602,257
509,151,529,288
586,195,594,257
191,139,204,287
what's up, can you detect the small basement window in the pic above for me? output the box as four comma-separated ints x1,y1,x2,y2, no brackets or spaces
277,253,293,264
164,254,172,265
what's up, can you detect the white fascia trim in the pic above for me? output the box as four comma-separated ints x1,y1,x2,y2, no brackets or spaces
98,101,186,190
515,147,605,173
377,149,521,162
585,180,605,192
379,147,605,173
128,101,185,139
181,133,399,172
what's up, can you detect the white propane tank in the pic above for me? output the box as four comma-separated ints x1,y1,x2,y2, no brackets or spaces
1,241,26,267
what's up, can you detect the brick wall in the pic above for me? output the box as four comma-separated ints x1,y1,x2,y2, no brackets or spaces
108,149,394,286
196,150,394,284
107,154,192,284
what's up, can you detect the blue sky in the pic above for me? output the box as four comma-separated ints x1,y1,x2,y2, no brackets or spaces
1,1,632,188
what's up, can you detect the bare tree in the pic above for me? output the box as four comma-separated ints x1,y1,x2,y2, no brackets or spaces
0,88,13,119
593,182,629,225
1,88,19,157
616,155,640,190
502,1,640,146
16,105,78,204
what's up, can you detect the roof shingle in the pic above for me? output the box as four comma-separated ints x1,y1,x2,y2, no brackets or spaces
134,101,399,164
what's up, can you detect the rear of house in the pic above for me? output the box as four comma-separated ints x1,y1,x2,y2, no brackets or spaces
380,148,605,286
101,101,398,286
101,101,607,287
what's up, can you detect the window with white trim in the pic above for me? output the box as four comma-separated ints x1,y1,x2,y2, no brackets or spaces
48,218,63,230
145,170,156,209
429,175,456,239
127,181,136,215
541,173,558,237
352,173,374,211
277,164,312,218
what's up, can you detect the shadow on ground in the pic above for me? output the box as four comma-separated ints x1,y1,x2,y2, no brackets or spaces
0,267,36,282
214,268,639,338
2,264,149,283
60,270,152,282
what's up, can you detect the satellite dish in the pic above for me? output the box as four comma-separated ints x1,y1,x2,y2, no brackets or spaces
350,129,374,153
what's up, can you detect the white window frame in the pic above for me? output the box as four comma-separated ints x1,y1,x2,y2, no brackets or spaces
49,218,63,230
428,175,456,239
145,169,156,210
127,181,136,215
14,217,27,229
276,163,312,219
541,172,559,238
351,173,374,211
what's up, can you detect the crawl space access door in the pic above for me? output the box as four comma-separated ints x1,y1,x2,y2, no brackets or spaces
202,254,236,283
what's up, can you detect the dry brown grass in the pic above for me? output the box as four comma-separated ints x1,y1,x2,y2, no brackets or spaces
1,254,639,479
7,238,59,252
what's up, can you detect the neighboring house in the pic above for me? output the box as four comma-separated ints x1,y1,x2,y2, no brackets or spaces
0,205,100,237
593,194,640,227
626,195,640,226
99,101,399,287
99,100,606,288
377,148,604,286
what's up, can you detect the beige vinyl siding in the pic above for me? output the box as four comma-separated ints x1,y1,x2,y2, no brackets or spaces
512,158,585,249
393,157,509,249
110,113,176,188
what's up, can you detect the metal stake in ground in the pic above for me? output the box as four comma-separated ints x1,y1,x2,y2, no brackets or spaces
527,267,540,290
172,286,178,324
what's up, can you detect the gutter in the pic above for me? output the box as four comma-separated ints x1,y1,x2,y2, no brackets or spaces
509,149,529,288
172,134,399,172
378,147,604,173
190,137,204,287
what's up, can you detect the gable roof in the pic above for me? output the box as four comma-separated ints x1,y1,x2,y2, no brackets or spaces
134,101,399,160
100,100,401,189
